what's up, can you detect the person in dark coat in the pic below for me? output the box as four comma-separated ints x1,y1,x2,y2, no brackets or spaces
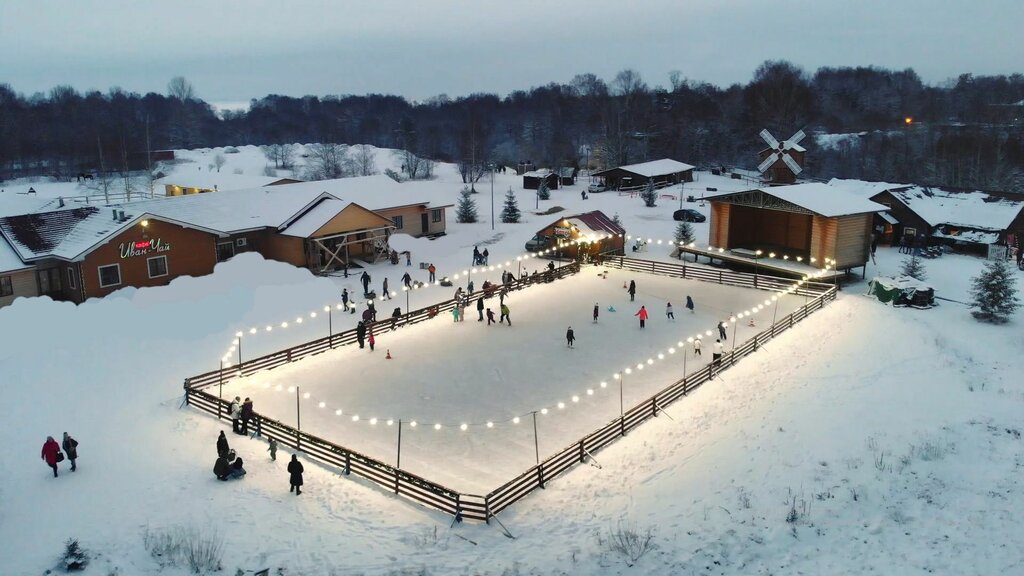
356,321,367,348
593,303,599,323
342,288,349,309
240,398,254,435
62,432,79,472
288,454,304,495
361,308,372,323
228,457,246,479
685,295,694,313
382,278,390,300
217,431,229,458
367,300,377,322
41,436,61,478
566,326,575,348
482,248,489,264
486,308,496,325
267,437,278,461
390,307,402,331
360,271,371,295
402,272,412,289
628,280,636,301
214,456,230,481
476,296,485,321
718,320,728,340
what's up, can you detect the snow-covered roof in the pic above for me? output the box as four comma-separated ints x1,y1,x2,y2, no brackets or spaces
0,235,31,273
0,193,58,218
827,178,908,199
229,175,451,212
707,183,888,217
559,210,625,237
522,170,556,178
872,275,933,292
932,228,1000,245
887,186,1024,230
278,198,348,238
156,173,290,192
594,159,695,178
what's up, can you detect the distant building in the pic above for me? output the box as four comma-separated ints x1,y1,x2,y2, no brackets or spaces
158,173,301,196
522,170,560,191
592,159,695,191
526,210,625,260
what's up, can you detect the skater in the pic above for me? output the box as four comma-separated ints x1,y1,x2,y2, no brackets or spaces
382,278,389,299
500,303,511,326
214,455,230,481
240,397,254,435
406,252,412,266
693,337,702,356
473,246,482,265
452,305,461,322
41,436,61,478
666,302,674,320
718,320,728,341
593,303,599,323
267,437,278,461
217,431,230,458
499,286,509,305
342,288,349,309
391,307,402,330
288,454,304,495
229,396,242,434
368,328,376,351
477,296,485,321
367,299,377,322
360,271,371,295
486,307,496,325
685,295,694,313
62,432,79,472
566,326,575,348
459,298,467,322
401,272,412,289
482,248,489,264
428,263,436,283
356,321,367,348
628,280,636,301
712,339,724,371
635,305,648,328
467,279,475,293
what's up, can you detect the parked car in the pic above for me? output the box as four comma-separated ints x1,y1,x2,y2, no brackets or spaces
525,234,552,252
673,209,706,222
587,182,606,193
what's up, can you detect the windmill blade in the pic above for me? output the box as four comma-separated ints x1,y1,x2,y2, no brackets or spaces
759,129,779,149
757,152,779,174
781,152,803,175
785,130,806,147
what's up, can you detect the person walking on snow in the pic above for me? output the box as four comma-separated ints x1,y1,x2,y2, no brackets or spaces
593,303,599,323
217,430,230,458
666,302,674,320
486,308,496,325
452,305,461,322
693,337,702,356
500,303,511,325
382,278,389,299
428,263,436,282
41,436,61,478
685,295,694,313
62,432,79,472
267,437,278,461
402,272,412,289
566,326,575,347
368,329,376,351
342,288,349,309
477,296,485,321
628,280,636,302
240,397,254,435
713,339,724,368
635,305,649,328
360,271,371,295
482,248,489,264
229,396,242,434
356,321,367,348
718,320,728,340
288,454,304,495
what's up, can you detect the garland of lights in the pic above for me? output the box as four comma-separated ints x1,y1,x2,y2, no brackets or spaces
214,236,838,433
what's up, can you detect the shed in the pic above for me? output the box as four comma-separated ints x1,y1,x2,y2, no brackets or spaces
592,159,695,191
558,167,578,186
707,183,887,275
527,210,625,261
522,170,560,191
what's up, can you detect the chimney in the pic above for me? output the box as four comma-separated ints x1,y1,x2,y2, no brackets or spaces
58,196,65,208
118,210,126,221
112,209,118,221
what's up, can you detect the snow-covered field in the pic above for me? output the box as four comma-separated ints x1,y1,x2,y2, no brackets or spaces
1,148,1022,575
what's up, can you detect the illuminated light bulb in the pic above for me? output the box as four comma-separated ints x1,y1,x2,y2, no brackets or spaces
769,252,776,258
719,248,724,253
337,304,344,310
558,402,565,409
296,317,303,323
587,389,594,395
648,358,655,364
572,395,580,403
463,270,469,275
352,415,360,422
730,316,736,322
318,401,325,408
460,423,468,431
310,312,317,318
602,381,609,387
625,368,633,374
335,409,342,415
453,274,460,280
235,331,243,338
434,423,442,430
512,416,520,424
303,392,310,399
658,353,665,360
287,386,295,393
370,418,378,425
410,421,418,428
647,238,653,243
541,408,549,415
656,240,663,244
281,322,288,328
249,328,257,334
637,364,644,370
387,419,394,426
668,348,676,354
516,256,522,261
486,421,494,428
705,330,713,336
687,336,694,343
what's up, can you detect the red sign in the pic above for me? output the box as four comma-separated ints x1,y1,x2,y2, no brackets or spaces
119,238,172,259
554,227,571,238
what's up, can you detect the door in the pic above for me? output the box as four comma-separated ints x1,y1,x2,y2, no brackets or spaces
421,213,429,236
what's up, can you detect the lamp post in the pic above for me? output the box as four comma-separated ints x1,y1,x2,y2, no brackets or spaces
754,249,763,284
531,411,540,465
730,316,738,351
396,419,403,468
489,163,496,231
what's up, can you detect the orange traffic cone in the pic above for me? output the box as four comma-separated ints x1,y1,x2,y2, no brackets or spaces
385,349,392,359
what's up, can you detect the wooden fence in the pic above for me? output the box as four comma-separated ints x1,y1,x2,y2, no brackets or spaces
183,257,836,523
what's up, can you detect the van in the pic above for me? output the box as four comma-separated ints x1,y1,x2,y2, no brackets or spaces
525,234,551,252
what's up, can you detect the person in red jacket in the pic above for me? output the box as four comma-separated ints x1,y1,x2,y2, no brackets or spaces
635,305,649,329
41,436,61,478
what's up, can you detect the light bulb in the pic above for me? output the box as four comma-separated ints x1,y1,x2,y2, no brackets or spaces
460,423,468,431
434,423,442,430
541,408,548,415
513,416,520,424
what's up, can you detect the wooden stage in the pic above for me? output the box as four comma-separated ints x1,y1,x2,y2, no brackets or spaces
672,245,849,282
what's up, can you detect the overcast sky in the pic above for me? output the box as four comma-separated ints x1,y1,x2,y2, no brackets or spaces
1,0,1020,110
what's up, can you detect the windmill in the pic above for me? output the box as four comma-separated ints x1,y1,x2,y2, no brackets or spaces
757,129,806,184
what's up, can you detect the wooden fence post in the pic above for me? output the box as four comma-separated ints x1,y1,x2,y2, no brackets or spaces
537,463,546,489
579,441,585,463
484,496,491,525
394,469,400,494
344,453,351,476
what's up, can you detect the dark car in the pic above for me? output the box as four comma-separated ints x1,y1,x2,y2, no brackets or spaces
673,209,706,222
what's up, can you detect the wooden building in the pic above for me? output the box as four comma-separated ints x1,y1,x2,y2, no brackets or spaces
592,158,695,190
707,184,887,274
527,210,625,260
522,170,560,191
161,174,301,196
558,167,578,186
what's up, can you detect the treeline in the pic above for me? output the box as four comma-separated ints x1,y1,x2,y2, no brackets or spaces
1,62,1023,191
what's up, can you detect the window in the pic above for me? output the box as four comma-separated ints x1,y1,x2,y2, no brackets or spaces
216,241,235,262
431,209,442,223
392,215,404,229
904,227,918,237
67,268,77,290
37,268,62,295
98,264,121,288
148,255,168,278
235,237,248,247
0,275,12,297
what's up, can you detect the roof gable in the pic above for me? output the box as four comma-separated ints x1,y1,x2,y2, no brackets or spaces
593,158,695,178
707,183,888,217
0,207,100,259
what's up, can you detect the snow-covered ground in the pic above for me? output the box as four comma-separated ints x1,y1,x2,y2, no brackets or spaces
1,147,1022,575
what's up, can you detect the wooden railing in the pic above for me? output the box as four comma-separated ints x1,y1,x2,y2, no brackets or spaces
183,257,836,523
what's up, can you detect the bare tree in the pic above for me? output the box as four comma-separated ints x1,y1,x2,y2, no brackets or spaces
167,76,195,102
213,153,226,173
352,144,377,176
304,143,351,180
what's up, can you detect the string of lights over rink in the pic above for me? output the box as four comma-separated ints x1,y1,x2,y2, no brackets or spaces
214,235,839,432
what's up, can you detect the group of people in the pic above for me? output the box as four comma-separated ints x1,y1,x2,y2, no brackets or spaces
40,433,79,478
228,396,255,435
213,430,304,494
472,246,490,266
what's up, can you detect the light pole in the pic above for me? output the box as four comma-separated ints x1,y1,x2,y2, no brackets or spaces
531,411,540,465
490,163,496,231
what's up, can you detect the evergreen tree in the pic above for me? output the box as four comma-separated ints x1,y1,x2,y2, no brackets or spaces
500,187,521,223
899,255,926,280
970,258,1020,323
612,213,622,227
640,180,657,207
537,179,550,201
674,221,695,244
456,186,478,223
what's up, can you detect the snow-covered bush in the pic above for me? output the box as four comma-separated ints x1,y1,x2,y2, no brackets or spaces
970,258,1020,323
143,526,222,574
60,538,89,572
601,520,657,567
899,255,926,280
640,181,657,207
501,188,521,223
674,221,695,244
456,187,478,223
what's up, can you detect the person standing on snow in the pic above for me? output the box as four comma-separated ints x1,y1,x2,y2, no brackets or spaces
718,320,728,341
368,328,376,351
486,308,496,325
267,437,278,461
229,396,242,434
217,430,230,458
240,397,254,435
693,337,702,356
566,326,575,348
452,305,461,322
341,288,349,309
356,321,367,348
41,436,61,478
360,271,371,295
593,303,599,323
482,248,489,264
685,295,694,313
666,302,674,320
628,280,636,301
713,339,724,368
500,303,511,326
288,454,304,495
62,432,79,472
477,297,485,321
382,278,390,300
635,305,649,328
